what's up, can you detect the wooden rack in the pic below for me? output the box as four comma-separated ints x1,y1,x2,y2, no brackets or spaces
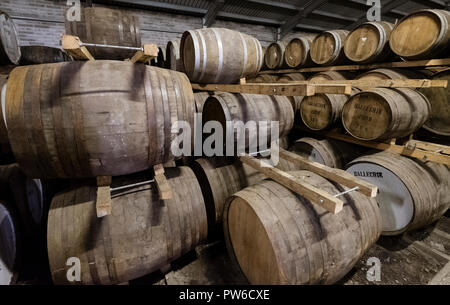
259,58,450,74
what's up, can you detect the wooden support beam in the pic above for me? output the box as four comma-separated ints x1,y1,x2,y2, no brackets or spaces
239,154,344,214
62,34,94,61
279,148,378,198
96,176,112,218
259,58,450,74
128,44,158,63
191,83,352,96
289,79,448,89
153,164,173,200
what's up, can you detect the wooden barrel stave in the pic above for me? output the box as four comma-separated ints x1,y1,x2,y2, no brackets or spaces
166,39,184,72
390,9,450,60
342,88,431,140
181,28,263,84
284,36,315,68
0,69,13,160
0,11,21,65
347,152,450,235
193,91,211,113
311,30,349,66
65,7,141,60
47,166,207,285
344,21,396,64
5,61,195,178
223,170,381,284
264,41,287,70
19,46,71,65
202,92,294,151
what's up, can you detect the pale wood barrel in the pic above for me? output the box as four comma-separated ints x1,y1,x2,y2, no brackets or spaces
311,30,349,66
65,7,141,60
344,21,395,64
356,68,431,81
0,164,44,236
419,69,450,137
264,41,287,70
0,11,21,65
181,28,263,84
390,9,450,60
300,71,357,130
292,137,366,169
246,74,278,83
4,61,195,178
166,39,183,72
278,73,306,114
284,36,315,68
19,46,70,65
342,88,431,140
223,170,381,284
347,152,450,235
0,199,21,285
202,92,294,151
47,166,207,285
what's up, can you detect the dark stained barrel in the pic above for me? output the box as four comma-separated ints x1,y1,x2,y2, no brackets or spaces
311,30,349,66
181,28,263,84
19,46,70,65
65,7,141,60
223,170,381,284
390,9,450,60
292,137,366,169
0,11,21,65
264,41,287,70
342,88,431,140
202,92,294,151
344,21,396,64
47,166,207,285
166,39,183,72
284,36,315,68
151,47,166,68
0,199,21,285
0,164,44,236
4,61,195,178
347,152,450,235
0,68,13,160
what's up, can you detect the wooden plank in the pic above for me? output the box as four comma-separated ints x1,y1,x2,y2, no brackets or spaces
281,79,447,89
191,83,352,96
61,34,95,61
279,148,378,198
96,176,112,218
307,128,450,166
128,43,158,64
259,58,450,74
239,154,344,214
153,164,173,200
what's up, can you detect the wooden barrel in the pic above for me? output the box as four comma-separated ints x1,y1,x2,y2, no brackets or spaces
344,21,395,64
419,69,450,137
181,28,263,84
0,69,12,160
342,88,431,140
264,41,287,70
194,92,211,113
311,30,349,66
246,74,278,83
223,170,381,284
65,7,141,60
292,137,365,169
166,39,183,72
0,199,21,285
0,11,21,65
190,157,298,232
19,46,70,65
4,61,195,179
202,92,294,151
390,9,450,60
47,166,207,285
347,152,450,235
284,36,315,68
278,73,306,113
356,68,430,81
0,164,44,236
300,71,356,130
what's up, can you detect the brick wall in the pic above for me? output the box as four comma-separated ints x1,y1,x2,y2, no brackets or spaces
0,0,303,49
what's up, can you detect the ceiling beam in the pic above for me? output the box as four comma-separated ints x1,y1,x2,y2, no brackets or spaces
343,0,410,30
244,0,299,11
203,0,226,27
93,0,207,15
279,0,328,38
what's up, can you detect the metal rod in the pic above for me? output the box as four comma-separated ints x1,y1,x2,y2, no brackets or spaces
81,42,144,51
334,186,359,198
110,179,155,192
248,149,271,157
